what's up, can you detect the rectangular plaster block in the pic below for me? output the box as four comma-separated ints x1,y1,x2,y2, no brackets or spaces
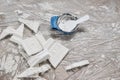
65,60,89,70
44,38,69,68
35,32,46,47
28,50,50,67
49,42,69,68
21,36,43,56
10,36,23,45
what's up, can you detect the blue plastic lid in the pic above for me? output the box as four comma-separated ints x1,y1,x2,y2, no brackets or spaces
50,16,75,34
50,16,60,30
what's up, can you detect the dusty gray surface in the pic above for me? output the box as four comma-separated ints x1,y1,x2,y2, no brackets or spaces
0,0,120,80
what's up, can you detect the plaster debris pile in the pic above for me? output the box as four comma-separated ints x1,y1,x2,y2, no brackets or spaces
0,18,69,79
0,16,90,79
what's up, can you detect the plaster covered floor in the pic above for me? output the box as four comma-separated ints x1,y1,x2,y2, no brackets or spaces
0,0,120,80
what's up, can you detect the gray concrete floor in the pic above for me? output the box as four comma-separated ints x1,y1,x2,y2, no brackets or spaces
0,0,120,80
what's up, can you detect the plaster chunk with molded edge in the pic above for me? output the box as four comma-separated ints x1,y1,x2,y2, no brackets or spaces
28,50,50,67
0,27,17,40
21,36,43,56
65,60,89,70
35,32,46,47
44,38,69,68
10,24,24,45
18,18,40,33
10,36,23,45
17,64,51,78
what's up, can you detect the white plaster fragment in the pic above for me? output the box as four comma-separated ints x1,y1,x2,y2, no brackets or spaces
43,38,54,49
18,18,40,33
15,24,24,37
14,10,23,15
59,15,90,32
21,36,43,56
17,76,39,79
35,32,46,47
10,24,24,45
65,60,89,70
44,38,69,68
0,27,16,40
10,36,23,45
0,24,24,40
17,64,51,78
28,50,50,67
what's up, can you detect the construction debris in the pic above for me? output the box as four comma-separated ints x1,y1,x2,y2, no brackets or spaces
0,26,23,40
28,50,50,67
21,36,43,56
35,32,46,46
10,23,24,45
0,27,14,40
65,60,89,70
17,64,51,78
44,38,69,68
19,18,40,33
0,14,90,80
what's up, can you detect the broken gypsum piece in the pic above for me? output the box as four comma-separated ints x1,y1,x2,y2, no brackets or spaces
43,38,54,49
17,73,40,79
44,38,69,68
14,10,23,15
10,36,23,45
17,76,39,79
18,18,40,33
0,27,16,40
65,60,89,70
10,24,24,45
0,24,24,40
28,50,50,67
17,64,51,78
21,36,43,56
14,23,24,38
35,32,46,47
